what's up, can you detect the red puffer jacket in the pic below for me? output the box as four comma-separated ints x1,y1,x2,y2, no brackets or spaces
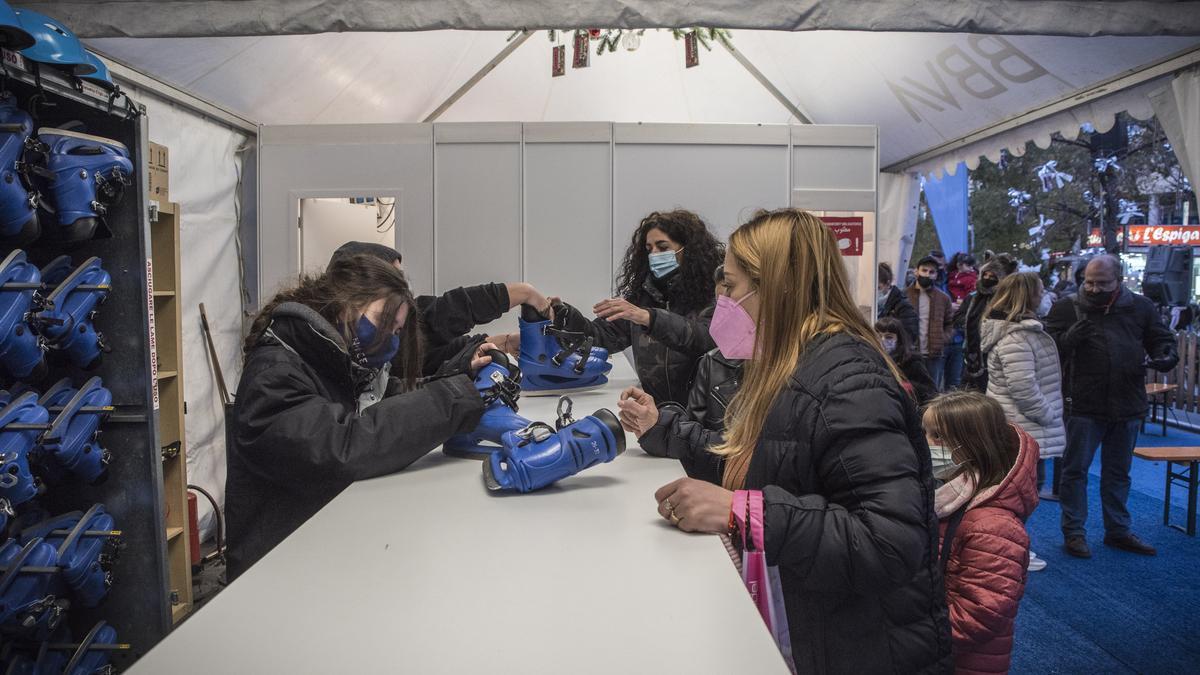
937,425,1039,675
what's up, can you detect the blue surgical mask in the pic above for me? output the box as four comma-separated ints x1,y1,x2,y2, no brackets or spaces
345,314,401,369
648,248,682,279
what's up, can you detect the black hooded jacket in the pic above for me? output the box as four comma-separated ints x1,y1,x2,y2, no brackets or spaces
683,333,951,673
879,285,920,345
226,303,484,580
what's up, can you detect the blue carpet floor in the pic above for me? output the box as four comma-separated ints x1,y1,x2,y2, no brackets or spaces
1011,424,1200,673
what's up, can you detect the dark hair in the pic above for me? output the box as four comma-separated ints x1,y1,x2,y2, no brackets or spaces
875,316,914,363
950,252,976,269
713,264,725,285
615,210,723,315
330,241,402,267
878,262,894,286
245,254,422,384
923,390,1020,491
916,255,939,270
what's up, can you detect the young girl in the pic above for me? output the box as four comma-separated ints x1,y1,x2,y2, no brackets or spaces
875,316,937,405
924,391,1039,675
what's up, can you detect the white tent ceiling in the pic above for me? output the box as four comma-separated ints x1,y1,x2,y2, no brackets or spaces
87,30,1200,171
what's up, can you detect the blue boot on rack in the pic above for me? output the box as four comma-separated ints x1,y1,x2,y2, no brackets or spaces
0,250,47,381
0,393,49,509
63,621,119,675
444,350,532,460
0,95,40,248
484,397,625,493
20,504,118,608
0,497,11,535
517,304,611,395
35,129,132,244
0,537,67,639
38,377,112,484
36,256,111,370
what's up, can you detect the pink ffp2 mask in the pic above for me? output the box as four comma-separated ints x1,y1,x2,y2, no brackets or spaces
711,291,757,360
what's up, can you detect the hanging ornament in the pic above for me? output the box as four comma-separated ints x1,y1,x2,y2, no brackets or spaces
1028,214,1054,240
552,44,566,77
622,30,642,51
588,28,602,39
1036,160,1073,192
572,30,590,69
1094,156,1122,173
684,31,700,68
1117,198,1144,225
1007,188,1031,208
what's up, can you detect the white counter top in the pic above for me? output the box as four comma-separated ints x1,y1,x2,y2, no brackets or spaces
132,360,789,674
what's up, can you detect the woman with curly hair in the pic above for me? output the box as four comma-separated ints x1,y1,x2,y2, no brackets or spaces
558,210,722,405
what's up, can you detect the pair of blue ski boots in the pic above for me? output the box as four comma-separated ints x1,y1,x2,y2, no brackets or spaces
0,620,120,675
0,250,112,381
442,349,625,493
0,378,113,513
0,94,133,248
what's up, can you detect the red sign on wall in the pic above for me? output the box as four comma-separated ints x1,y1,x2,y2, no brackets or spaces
1088,225,1200,247
821,216,864,256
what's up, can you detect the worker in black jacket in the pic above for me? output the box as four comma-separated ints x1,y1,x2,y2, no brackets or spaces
653,209,951,673
1044,254,1178,559
555,210,722,406
877,261,919,344
226,254,494,580
329,242,552,375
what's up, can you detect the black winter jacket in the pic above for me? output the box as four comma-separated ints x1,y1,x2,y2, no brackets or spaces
879,285,920,345
897,353,938,406
579,274,715,406
638,348,741,471
690,333,951,673
415,283,509,376
954,291,993,392
1045,288,1178,420
226,303,484,580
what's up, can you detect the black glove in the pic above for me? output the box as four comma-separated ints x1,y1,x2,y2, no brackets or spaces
1146,355,1177,372
428,334,488,382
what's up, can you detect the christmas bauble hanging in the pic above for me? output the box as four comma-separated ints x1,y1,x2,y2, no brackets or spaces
622,31,641,51
588,29,601,38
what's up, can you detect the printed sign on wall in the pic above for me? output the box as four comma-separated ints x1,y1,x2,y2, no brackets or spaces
821,216,865,256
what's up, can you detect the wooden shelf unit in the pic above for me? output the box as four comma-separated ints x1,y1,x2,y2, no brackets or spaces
151,198,193,624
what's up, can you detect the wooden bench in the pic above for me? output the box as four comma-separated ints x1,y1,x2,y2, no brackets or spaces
1133,446,1200,536
1143,383,1178,436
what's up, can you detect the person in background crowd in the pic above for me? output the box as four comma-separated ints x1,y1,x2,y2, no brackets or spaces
907,255,955,389
1052,261,1080,298
329,242,552,377
553,210,722,406
957,253,1019,392
876,317,937,406
1046,255,1178,559
652,208,951,672
619,266,742,474
227,255,494,579
944,253,978,389
929,249,950,293
878,262,920,344
980,272,1066,572
924,391,1036,675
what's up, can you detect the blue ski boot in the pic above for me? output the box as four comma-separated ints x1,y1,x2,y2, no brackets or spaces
35,129,132,244
444,350,532,460
38,377,111,484
484,396,626,493
0,393,49,509
0,95,40,247
0,537,66,639
0,497,11,535
36,256,110,370
517,303,611,395
0,250,47,381
20,504,118,608
63,621,119,675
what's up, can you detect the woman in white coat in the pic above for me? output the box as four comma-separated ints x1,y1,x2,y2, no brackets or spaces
980,271,1066,572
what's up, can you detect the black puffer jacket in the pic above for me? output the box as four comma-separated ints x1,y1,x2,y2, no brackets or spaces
1045,288,1177,419
879,285,920,345
638,348,741,474
955,291,993,391
227,303,484,580
573,274,715,406
705,333,952,673
415,283,509,376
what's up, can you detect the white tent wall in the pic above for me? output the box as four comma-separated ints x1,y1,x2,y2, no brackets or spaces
877,172,922,278
124,82,249,536
1151,66,1200,190
259,122,879,329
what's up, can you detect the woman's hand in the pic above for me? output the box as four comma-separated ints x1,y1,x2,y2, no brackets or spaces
617,386,659,437
469,342,499,374
593,298,651,326
508,283,552,315
653,478,734,534
485,333,521,356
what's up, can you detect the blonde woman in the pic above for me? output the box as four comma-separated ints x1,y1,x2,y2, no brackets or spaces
653,209,950,672
980,272,1066,572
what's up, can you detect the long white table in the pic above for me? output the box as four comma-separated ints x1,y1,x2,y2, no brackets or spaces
132,360,789,673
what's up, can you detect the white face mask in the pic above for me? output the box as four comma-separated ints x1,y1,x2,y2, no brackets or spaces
928,444,964,480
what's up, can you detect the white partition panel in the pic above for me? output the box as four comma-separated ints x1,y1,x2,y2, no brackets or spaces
258,124,434,298
523,123,613,309
612,124,790,283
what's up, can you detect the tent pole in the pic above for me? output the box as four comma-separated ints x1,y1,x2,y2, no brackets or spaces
719,40,812,124
423,31,534,122
885,44,1200,173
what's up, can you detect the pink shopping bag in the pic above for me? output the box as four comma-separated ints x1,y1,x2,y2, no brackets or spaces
733,490,795,671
